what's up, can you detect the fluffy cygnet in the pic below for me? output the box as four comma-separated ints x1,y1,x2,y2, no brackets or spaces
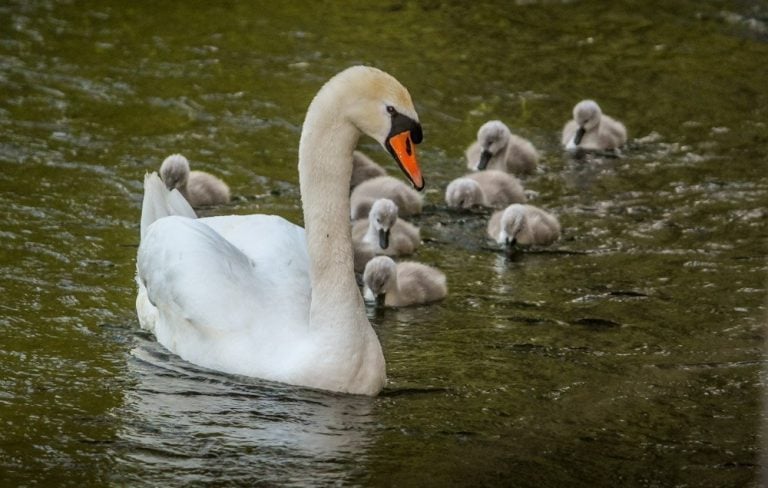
350,150,387,189
159,154,231,207
363,256,447,307
561,100,627,152
487,203,561,249
350,175,423,220
465,120,539,175
445,170,526,209
352,198,420,257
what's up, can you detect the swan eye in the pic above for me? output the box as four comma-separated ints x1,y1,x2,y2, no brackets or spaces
386,105,397,116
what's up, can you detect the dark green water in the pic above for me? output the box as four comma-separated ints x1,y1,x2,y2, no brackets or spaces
1,1,767,486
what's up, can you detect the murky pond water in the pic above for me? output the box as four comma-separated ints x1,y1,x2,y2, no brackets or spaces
1,1,767,486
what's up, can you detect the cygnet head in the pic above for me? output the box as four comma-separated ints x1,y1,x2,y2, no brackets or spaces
572,100,602,144
159,154,191,191
311,66,424,190
445,178,484,209
498,204,527,247
369,198,399,249
363,256,397,303
476,120,511,169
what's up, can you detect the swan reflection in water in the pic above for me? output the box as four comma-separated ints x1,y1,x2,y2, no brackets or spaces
117,336,377,485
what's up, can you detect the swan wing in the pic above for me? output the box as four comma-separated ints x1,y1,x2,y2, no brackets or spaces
140,172,196,239
136,214,311,375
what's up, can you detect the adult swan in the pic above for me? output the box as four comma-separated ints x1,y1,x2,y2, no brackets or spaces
136,66,424,396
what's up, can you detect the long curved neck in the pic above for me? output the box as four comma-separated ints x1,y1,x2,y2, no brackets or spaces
298,95,367,329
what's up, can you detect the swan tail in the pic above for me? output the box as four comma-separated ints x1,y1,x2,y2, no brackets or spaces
140,172,197,240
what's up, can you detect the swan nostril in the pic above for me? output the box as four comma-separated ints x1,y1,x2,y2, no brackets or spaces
405,138,412,156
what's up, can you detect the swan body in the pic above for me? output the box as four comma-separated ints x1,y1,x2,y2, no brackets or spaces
160,154,231,207
136,66,425,396
350,150,387,189
363,256,447,307
561,100,627,152
465,120,538,175
487,203,561,248
350,175,423,220
445,170,526,209
352,198,420,259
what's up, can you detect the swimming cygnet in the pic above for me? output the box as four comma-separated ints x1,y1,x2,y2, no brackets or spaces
487,203,561,249
350,150,387,189
350,175,423,220
159,154,231,207
352,198,420,257
561,100,627,152
445,169,526,209
465,120,539,175
363,256,447,307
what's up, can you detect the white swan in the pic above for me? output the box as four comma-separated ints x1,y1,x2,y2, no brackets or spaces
465,120,538,175
561,100,627,152
350,150,387,189
363,256,447,307
350,175,423,220
136,66,425,396
352,198,420,258
445,169,526,209
159,154,231,207
487,203,561,248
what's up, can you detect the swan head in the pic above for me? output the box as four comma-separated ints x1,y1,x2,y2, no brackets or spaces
363,256,397,305
368,198,399,249
572,100,602,145
159,154,191,191
498,204,526,247
329,66,424,190
475,120,511,170
445,177,484,209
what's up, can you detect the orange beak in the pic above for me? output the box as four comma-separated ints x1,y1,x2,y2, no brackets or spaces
387,130,424,191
